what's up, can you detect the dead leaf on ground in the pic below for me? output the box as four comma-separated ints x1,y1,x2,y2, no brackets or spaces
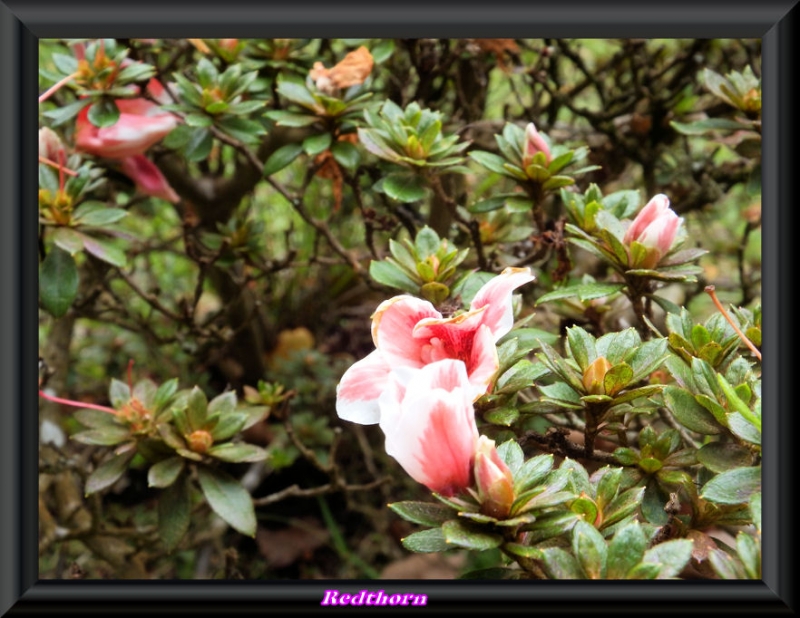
256,517,330,568
380,552,466,579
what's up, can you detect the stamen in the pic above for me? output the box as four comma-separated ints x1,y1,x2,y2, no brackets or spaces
38,72,80,104
39,390,117,414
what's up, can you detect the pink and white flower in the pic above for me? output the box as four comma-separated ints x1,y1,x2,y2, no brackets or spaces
522,122,551,168
336,266,534,424
623,194,682,269
75,95,178,160
378,359,479,496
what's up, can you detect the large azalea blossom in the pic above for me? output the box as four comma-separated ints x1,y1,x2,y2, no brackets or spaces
336,266,534,424
378,359,479,496
75,94,178,160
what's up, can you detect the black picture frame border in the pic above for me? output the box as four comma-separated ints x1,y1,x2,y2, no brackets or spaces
2,1,796,614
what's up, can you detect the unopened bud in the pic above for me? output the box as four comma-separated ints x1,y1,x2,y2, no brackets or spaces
474,436,515,519
583,356,612,395
187,430,214,454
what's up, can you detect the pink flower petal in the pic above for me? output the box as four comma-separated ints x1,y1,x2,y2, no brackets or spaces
372,296,441,368
469,267,535,339
120,155,179,203
336,350,393,425
380,359,478,495
623,194,670,244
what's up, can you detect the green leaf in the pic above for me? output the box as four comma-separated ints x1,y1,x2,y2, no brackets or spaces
441,520,503,551
383,173,426,202
388,501,454,527
468,150,510,175
663,385,722,434
74,408,123,429
536,283,626,305
736,531,760,579
85,450,135,495
496,439,524,476
602,486,645,528
51,52,79,75
302,132,332,157
209,411,249,442
148,457,185,488
42,98,92,127
87,98,120,128
539,547,583,580
207,442,269,463
572,520,607,579
331,140,361,170
750,493,762,533
71,426,131,446
196,466,257,537
697,443,755,473
700,466,761,505
265,110,320,127
208,391,237,417
604,363,633,396
158,475,191,552
401,527,450,553
468,196,506,213
369,259,419,293
183,127,214,162
641,539,693,578
566,326,597,370
607,521,647,578
670,118,752,135
40,246,79,318
186,386,208,431
78,233,127,267
73,206,128,228
514,454,554,493
51,228,85,255
709,547,746,579
263,143,304,176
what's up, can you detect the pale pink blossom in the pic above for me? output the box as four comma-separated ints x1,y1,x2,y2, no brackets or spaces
336,267,535,424
75,96,178,160
119,155,179,203
39,127,66,163
378,359,479,496
522,122,551,167
473,435,515,518
623,194,682,269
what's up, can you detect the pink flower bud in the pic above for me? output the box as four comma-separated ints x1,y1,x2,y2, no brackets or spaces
119,155,179,203
623,194,682,268
474,435,515,518
39,127,66,163
522,122,552,168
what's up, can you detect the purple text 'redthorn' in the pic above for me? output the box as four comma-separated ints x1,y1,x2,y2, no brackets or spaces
320,589,428,606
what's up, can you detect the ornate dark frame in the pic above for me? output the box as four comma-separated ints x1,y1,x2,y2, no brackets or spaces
2,1,796,614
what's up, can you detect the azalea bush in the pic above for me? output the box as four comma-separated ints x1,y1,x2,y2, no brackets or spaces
38,38,761,580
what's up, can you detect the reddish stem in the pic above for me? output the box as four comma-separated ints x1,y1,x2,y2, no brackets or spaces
705,285,762,361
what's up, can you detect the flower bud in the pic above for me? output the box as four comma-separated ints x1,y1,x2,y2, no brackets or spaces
521,122,552,168
187,430,214,454
474,435,515,519
623,194,682,269
39,127,66,163
583,356,612,395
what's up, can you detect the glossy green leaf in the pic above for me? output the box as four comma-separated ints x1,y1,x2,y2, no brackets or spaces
40,246,79,318
197,466,257,537
85,450,135,495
